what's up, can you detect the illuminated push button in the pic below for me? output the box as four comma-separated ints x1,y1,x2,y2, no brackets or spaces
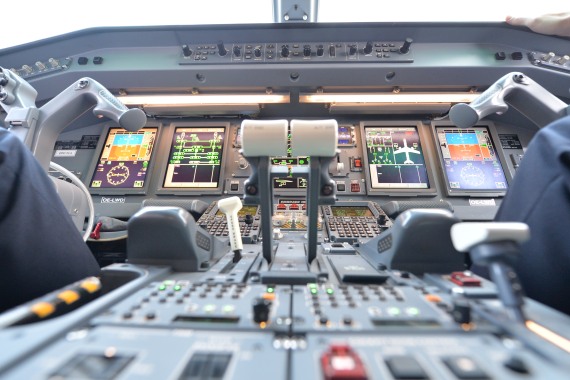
31,302,56,318
321,344,367,380
203,304,216,313
222,305,235,314
405,307,420,317
442,356,489,379
350,182,360,192
387,307,401,317
58,290,80,305
385,356,429,379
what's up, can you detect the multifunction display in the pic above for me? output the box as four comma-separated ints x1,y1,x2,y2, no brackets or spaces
90,127,157,189
364,126,429,189
163,127,225,188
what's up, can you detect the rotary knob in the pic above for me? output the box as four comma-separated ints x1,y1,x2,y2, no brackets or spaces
317,45,324,57
303,45,311,57
233,45,242,57
349,45,357,56
182,45,193,57
217,41,227,56
254,46,262,58
281,45,290,58
364,41,373,55
399,38,413,54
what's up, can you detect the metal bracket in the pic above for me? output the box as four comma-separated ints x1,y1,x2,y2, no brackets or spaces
273,0,318,22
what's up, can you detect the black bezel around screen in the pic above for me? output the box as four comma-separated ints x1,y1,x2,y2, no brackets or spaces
432,122,510,197
86,125,159,195
155,122,229,195
361,121,437,196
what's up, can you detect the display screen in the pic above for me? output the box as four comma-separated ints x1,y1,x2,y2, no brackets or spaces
436,126,508,191
273,177,308,189
331,206,373,217
163,127,225,188
338,125,353,146
364,126,429,189
90,127,157,189
271,128,310,189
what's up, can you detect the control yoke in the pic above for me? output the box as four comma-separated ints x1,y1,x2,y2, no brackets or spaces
0,69,147,171
449,72,570,129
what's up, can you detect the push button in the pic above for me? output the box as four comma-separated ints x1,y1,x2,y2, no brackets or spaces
385,356,429,379
442,356,489,379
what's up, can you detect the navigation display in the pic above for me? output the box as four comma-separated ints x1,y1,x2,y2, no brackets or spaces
163,127,225,188
436,126,508,191
90,127,157,189
364,126,429,189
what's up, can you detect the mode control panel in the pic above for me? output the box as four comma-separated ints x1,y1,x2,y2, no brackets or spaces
179,40,414,64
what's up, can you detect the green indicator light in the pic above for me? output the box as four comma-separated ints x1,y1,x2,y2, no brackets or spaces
326,288,334,294
163,280,174,285
267,287,275,293
388,307,401,316
310,288,318,295
407,307,420,316
158,285,167,291
174,285,182,291
204,304,216,313
222,305,235,313
308,283,317,288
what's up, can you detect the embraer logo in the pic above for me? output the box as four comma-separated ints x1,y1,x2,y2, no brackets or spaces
101,196,126,203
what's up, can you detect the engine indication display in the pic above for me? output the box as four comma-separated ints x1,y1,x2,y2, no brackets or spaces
436,126,508,192
90,127,157,189
365,126,429,189
163,127,225,188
